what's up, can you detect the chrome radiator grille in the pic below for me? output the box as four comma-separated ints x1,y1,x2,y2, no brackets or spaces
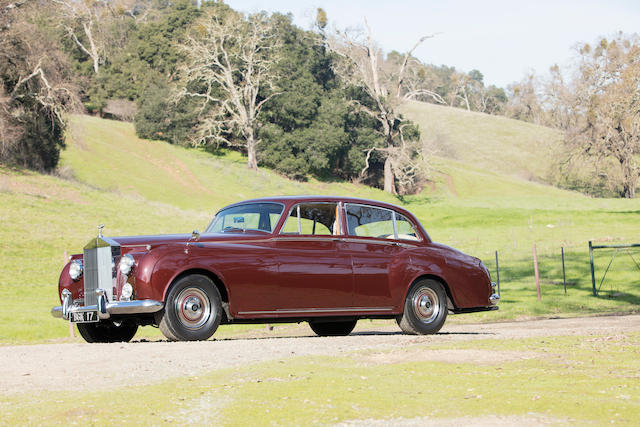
83,237,120,306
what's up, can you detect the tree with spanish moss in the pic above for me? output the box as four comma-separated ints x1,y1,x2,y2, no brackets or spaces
562,34,640,198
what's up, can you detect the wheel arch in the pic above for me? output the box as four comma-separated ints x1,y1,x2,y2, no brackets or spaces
407,274,457,311
163,268,230,320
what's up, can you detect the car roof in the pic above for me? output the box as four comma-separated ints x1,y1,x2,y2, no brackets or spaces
222,195,407,212
215,195,432,243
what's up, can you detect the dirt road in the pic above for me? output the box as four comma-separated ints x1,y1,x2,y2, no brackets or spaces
2,314,639,395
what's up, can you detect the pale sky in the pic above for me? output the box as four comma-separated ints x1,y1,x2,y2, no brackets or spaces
224,0,640,88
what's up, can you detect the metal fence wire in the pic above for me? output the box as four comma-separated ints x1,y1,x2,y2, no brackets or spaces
589,241,640,296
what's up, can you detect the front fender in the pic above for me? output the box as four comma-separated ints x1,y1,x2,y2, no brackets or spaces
140,244,228,303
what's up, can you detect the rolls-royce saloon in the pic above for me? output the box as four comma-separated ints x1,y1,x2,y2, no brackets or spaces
52,196,499,342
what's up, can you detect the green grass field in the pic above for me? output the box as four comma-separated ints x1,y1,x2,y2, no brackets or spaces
2,332,638,425
1,105,639,344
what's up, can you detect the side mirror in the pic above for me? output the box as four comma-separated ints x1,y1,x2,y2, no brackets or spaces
191,229,200,241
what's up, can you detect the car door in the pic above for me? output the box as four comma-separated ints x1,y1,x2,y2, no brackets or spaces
270,202,354,313
340,203,418,310
200,202,284,315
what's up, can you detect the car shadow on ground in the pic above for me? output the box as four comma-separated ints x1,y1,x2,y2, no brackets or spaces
351,331,493,336
130,330,494,344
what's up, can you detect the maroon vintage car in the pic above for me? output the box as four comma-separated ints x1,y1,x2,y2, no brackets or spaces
52,196,499,342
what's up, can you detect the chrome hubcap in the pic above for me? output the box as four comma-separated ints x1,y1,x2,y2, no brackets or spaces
176,287,211,330
412,286,440,323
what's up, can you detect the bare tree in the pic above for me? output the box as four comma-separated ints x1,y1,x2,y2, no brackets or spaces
51,0,147,74
505,73,544,124
564,35,640,198
175,11,281,170
448,71,472,111
52,0,110,73
327,19,443,194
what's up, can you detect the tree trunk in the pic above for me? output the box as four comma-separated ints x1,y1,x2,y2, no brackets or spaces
246,134,258,170
383,156,396,195
621,178,636,198
620,158,636,198
82,22,100,74
462,88,470,111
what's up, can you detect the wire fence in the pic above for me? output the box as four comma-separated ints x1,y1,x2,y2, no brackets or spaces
589,241,640,297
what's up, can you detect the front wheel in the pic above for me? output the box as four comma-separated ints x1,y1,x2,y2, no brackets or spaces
309,319,357,336
397,279,448,335
77,320,138,343
156,274,222,341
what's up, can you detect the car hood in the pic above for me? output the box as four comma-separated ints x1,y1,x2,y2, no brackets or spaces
111,232,269,247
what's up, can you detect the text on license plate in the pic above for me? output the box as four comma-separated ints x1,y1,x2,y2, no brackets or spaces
69,311,99,323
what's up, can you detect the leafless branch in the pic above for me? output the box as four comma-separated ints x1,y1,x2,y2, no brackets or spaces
174,11,281,169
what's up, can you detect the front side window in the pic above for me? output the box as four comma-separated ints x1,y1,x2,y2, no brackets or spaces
207,203,283,233
280,203,339,235
346,204,421,241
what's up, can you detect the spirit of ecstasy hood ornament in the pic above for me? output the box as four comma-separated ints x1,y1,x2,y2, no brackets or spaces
97,224,104,238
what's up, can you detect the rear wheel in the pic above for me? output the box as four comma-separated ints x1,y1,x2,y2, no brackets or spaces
77,320,138,343
156,274,222,341
309,319,357,336
397,279,448,335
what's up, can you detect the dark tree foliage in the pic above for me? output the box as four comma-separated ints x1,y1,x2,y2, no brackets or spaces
47,0,508,185
1,0,78,171
134,75,199,144
258,13,375,181
128,0,206,144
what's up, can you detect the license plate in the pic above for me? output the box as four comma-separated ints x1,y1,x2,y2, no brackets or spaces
69,310,99,323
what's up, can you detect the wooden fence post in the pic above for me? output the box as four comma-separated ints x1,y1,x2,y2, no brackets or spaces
495,250,500,296
533,243,541,301
561,247,567,296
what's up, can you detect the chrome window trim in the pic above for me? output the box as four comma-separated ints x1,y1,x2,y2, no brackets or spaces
392,211,398,238
279,201,341,236
344,202,422,242
344,203,396,239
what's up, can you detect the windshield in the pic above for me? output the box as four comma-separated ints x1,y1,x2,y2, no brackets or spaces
206,203,284,233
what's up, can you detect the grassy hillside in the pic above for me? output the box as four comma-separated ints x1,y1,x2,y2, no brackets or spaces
60,115,395,212
1,113,639,344
401,100,563,181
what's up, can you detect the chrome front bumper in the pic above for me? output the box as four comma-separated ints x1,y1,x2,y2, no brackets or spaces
51,288,163,320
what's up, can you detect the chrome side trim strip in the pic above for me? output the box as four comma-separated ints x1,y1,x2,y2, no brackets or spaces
238,307,395,315
339,237,416,248
274,236,341,242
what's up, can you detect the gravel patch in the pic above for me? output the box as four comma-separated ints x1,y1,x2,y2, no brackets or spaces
1,314,639,395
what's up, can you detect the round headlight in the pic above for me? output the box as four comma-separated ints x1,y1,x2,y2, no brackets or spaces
119,254,135,275
69,259,83,280
121,283,133,300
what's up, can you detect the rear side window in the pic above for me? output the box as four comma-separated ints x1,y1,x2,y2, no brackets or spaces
346,204,421,241
395,213,420,241
280,203,340,235
345,204,394,238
